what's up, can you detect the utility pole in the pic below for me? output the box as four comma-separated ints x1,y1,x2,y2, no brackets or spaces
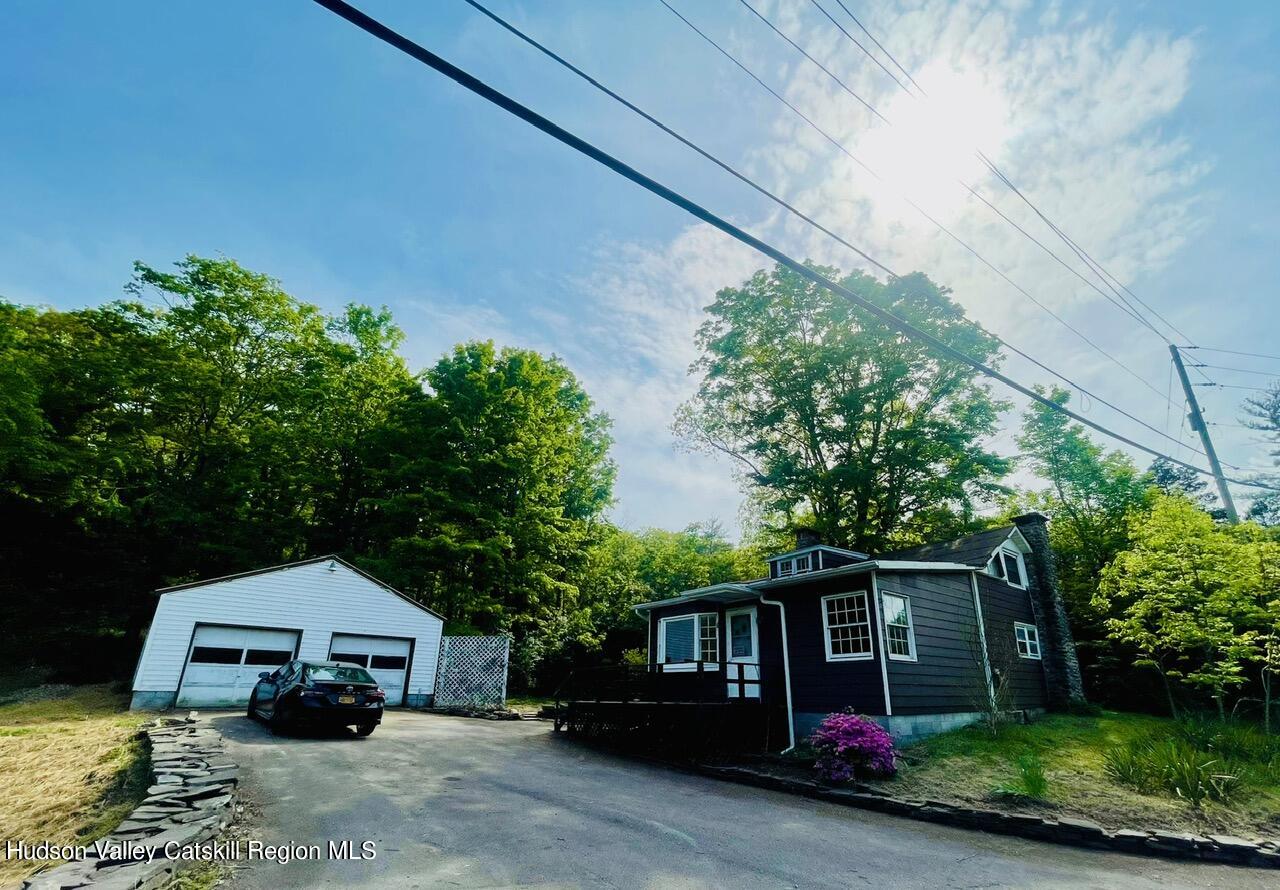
1170,344,1239,523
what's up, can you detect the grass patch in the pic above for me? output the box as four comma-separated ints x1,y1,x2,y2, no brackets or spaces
861,711,1280,838
0,684,150,886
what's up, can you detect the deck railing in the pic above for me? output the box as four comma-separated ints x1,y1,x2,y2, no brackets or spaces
553,660,774,707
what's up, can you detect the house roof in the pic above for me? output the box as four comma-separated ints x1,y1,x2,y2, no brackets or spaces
154,554,446,621
633,558,977,612
880,526,1020,567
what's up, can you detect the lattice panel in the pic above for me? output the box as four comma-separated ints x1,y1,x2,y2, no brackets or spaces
433,635,510,708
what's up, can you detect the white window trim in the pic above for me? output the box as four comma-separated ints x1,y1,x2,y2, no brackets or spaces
988,546,1028,590
1014,621,1042,660
725,606,758,662
656,613,721,672
880,592,917,662
820,591,875,662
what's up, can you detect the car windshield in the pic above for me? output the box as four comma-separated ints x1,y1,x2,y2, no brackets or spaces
306,665,375,683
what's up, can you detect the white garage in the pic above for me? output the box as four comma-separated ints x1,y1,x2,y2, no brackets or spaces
131,556,444,710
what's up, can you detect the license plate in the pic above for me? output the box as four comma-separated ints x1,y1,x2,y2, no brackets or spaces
338,695,356,704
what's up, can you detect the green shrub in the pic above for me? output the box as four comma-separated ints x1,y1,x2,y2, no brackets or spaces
993,752,1049,800
1102,734,1242,807
1103,741,1152,792
1174,716,1280,764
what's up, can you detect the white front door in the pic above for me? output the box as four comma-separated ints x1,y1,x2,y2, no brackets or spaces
725,606,760,699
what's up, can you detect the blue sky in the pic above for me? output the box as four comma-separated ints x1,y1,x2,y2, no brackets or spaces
3,0,1278,536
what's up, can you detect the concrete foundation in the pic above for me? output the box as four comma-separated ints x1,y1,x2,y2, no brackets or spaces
130,690,178,710
794,709,1046,746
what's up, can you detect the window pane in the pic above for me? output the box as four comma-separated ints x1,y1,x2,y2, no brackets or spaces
825,593,872,657
699,614,719,662
244,649,293,666
663,617,696,663
190,646,242,665
883,594,908,627
887,625,911,657
1003,552,1024,586
331,652,370,666
370,654,408,670
730,613,753,658
795,554,811,573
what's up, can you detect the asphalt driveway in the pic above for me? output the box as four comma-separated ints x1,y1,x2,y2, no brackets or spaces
215,710,1270,889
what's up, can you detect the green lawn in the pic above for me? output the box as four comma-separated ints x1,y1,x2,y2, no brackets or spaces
858,711,1280,839
0,684,151,885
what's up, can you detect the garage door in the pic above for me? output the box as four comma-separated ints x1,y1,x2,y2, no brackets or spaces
176,626,299,707
329,634,411,706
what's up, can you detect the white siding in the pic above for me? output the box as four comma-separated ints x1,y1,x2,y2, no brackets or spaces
132,561,443,704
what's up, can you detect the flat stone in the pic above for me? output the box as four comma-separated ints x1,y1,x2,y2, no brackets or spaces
1111,829,1151,846
194,793,233,810
146,784,184,796
186,768,237,786
1208,834,1257,851
1146,830,1198,853
160,767,210,777
1249,848,1280,868
131,821,205,854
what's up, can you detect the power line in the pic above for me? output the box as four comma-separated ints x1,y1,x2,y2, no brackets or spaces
1195,383,1274,393
306,0,1280,495
462,0,1213,463
1192,363,1280,378
831,0,924,94
737,0,888,124
1185,345,1280,362
661,0,1178,408
818,3,1199,349
460,0,892,278
806,0,909,94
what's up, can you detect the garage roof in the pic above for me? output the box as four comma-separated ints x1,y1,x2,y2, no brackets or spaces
154,555,445,621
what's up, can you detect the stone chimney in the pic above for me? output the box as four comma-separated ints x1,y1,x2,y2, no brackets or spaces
1011,512,1086,708
794,527,822,550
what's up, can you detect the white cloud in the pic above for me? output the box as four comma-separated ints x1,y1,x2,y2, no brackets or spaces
478,0,1209,538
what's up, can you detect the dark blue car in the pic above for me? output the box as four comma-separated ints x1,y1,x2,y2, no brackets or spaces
248,659,385,736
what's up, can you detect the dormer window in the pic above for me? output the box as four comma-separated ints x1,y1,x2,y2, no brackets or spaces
776,553,813,578
988,546,1027,589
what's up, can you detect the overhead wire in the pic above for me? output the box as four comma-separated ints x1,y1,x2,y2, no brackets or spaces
462,0,1205,458
660,0,1178,407
307,0,1280,494
816,0,1201,351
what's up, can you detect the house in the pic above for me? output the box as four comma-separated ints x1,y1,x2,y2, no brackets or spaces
628,513,1084,747
129,556,444,710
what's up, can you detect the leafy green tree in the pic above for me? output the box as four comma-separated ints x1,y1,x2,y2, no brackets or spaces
1096,494,1268,717
362,341,615,687
675,264,1010,553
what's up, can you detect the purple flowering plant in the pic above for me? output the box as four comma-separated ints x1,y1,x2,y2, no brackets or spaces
809,710,897,782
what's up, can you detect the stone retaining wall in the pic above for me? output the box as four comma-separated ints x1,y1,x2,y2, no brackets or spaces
24,716,237,890
699,764,1280,869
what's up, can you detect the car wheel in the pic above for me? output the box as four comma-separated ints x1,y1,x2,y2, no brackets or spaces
355,722,376,737
246,692,258,720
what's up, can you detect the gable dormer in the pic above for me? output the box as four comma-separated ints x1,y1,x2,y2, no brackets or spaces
768,529,868,580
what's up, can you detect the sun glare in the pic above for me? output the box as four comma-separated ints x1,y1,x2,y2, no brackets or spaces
856,63,1012,222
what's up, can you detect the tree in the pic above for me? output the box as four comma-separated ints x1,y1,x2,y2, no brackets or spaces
0,256,417,673
675,264,1010,553
1096,494,1268,718
362,341,616,687
1147,456,1223,519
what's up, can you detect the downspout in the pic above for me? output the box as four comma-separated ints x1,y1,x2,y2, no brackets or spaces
969,571,996,706
870,571,892,717
757,594,796,753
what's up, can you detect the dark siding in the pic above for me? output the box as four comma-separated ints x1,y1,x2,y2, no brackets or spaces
645,600,788,706
878,571,987,715
767,574,886,716
975,574,1048,710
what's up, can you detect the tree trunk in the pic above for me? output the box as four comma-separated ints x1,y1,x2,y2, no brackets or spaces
1158,666,1179,720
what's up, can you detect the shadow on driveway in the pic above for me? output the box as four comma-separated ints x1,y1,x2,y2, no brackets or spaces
212,710,1272,890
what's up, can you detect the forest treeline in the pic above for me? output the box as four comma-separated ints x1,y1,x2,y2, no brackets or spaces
2,256,1278,709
